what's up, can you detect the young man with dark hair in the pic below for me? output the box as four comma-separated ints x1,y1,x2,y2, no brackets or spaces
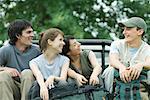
102,17,150,99
0,19,41,100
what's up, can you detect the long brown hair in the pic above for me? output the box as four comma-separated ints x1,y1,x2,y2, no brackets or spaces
39,28,64,52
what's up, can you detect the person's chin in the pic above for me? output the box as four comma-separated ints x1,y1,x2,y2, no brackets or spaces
58,49,62,53
26,42,32,46
125,38,131,42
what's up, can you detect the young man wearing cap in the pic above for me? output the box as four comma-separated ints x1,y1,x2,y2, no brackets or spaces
102,17,150,99
0,19,41,100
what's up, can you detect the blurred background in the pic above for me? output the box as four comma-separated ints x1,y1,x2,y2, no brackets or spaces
0,0,150,45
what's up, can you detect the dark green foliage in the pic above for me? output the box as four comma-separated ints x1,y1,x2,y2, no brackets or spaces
0,0,150,43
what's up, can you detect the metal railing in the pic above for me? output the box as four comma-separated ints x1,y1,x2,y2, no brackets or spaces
32,39,112,69
77,39,112,69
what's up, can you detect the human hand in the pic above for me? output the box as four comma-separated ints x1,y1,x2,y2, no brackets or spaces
89,75,99,86
119,67,131,83
45,76,55,89
75,73,88,86
128,64,143,80
4,67,20,77
40,85,49,100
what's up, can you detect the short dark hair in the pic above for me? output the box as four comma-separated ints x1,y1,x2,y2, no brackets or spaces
62,35,75,56
8,19,33,45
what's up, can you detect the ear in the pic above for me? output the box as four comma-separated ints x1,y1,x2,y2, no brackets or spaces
138,29,144,36
16,34,20,39
47,39,52,45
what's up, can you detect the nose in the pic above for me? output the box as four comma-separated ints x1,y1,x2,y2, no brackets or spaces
30,31,34,37
77,42,81,47
62,41,65,45
122,28,126,35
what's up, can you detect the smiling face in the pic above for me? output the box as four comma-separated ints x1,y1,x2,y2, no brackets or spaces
39,28,64,53
67,39,81,56
16,27,34,46
122,27,143,43
50,34,65,53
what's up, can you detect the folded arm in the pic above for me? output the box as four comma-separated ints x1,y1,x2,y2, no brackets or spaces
129,56,150,80
88,51,102,85
30,62,49,100
0,66,20,77
109,53,131,83
67,68,88,86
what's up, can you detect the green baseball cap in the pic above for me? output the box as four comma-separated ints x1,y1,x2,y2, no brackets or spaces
118,17,147,33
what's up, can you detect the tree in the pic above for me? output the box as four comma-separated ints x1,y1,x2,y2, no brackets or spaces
0,0,150,43
0,0,85,41
72,0,150,41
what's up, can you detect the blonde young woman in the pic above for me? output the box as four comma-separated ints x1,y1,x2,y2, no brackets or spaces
29,28,69,100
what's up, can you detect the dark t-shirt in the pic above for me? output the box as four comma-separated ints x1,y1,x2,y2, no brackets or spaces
0,43,41,72
70,50,93,79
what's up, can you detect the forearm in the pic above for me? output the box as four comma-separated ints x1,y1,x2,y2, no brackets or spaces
30,66,45,87
36,74,45,88
53,76,65,81
67,68,78,79
88,51,102,76
109,53,127,71
0,66,10,71
110,59,127,70
91,66,102,77
133,61,150,70
58,62,69,81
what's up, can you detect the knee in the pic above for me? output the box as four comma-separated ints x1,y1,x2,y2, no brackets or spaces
0,71,12,82
21,69,34,80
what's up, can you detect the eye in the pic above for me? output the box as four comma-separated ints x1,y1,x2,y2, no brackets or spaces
73,42,77,46
26,30,33,34
59,38,63,41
